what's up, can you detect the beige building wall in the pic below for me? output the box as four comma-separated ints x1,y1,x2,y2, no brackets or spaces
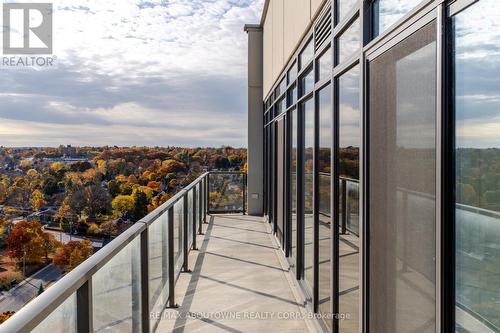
262,0,327,97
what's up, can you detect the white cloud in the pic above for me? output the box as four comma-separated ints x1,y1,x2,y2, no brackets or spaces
0,0,264,147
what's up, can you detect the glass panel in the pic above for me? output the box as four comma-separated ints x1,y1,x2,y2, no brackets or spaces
149,213,169,326
373,0,422,37
174,200,183,273
208,173,245,212
338,0,358,23
276,77,286,97
318,85,332,330
32,294,76,333
277,118,285,246
188,190,193,249
93,237,141,332
317,47,332,82
282,97,287,113
300,68,314,98
300,39,314,70
338,18,360,65
338,65,360,332
288,84,297,107
454,1,500,330
291,108,298,270
368,22,436,333
346,181,360,235
303,97,315,287
288,61,298,85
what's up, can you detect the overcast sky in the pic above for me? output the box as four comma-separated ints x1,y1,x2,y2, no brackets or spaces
0,0,264,148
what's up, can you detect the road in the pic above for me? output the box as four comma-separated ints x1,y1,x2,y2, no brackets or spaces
44,229,104,248
0,264,63,313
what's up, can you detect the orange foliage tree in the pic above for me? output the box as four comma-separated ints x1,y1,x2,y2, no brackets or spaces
7,220,53,264
53,240,93,272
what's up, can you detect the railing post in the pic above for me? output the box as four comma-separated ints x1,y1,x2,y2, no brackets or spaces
341,178,347,235
182,195,190,272
192,187,198,250
198,182,203,235
140,230,150,333
161,212,168,305
204,174,209,222
243,173,247,215
167,208,177,308
77,279,93,333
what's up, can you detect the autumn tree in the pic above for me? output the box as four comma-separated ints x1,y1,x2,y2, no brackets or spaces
112,195,134,218
31,189,46,211
53,240,93,272
7,220,54,264
68,185,111,218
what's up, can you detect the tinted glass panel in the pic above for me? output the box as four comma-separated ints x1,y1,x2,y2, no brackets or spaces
291,108,298,269
276,97,286,116
318,85,332,330
288,84,298,107
276,77,286,97
373,0,422,37
338,0,358,23
300,68,314,98
338,18,360,65
303,97,315,287
454,1,500,330
369,22,436,333
288,62,298,85
300,39,314,70
338,65,360,332
318,47,332,82
277,118,285,246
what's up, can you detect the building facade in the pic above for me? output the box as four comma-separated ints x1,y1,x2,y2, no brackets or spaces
246,0,500,332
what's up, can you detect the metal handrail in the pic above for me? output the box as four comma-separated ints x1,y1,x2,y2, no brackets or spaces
0,171,245,333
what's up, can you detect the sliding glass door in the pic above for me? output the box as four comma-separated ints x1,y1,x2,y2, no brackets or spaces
368,21,437,333
276,117,285,247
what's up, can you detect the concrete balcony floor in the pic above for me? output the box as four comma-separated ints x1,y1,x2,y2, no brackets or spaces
156,214,314,333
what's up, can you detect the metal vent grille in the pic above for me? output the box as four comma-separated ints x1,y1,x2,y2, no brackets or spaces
314,3,332,51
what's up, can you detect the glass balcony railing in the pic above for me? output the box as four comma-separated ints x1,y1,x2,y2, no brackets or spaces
0,171,246,333
207,171,247,214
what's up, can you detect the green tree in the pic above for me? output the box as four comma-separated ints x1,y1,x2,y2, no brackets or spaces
132,190,148,221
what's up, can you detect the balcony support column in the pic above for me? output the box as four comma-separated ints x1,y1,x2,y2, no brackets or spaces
244,24,264,216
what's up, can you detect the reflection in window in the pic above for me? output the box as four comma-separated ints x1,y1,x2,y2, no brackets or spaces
338,65,360,332
276,77,286,97
338,0,358,23
372,0,422,37
300,39,314,70
275,98,285,115
337,18,360,65
303,97,314,288
291,108,298,270
300,68,314,98
288,84,297,107
288,62,298,85
317,47,332,82
318,85,332,330
454,1,500,330
368,22,436,333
